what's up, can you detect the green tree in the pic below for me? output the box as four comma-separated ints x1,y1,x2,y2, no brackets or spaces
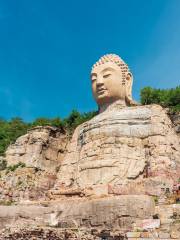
32,117,51,127
51,117,64,129
0,117,29,155
140,86,180,112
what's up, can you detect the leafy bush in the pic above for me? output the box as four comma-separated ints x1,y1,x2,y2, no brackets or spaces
5,162,26,174
63,110,97,133
0,157,7,170
0,117,29,156
140,86,180,112
31,117,64,129
0,200,14,206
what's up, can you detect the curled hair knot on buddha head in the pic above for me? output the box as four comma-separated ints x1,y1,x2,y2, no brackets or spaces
92,54,130,83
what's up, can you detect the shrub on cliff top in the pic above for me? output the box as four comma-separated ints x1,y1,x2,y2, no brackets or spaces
140,86,180,113
63,110,97,133
5,162,26,174
0,117,29,156
0,157,7,170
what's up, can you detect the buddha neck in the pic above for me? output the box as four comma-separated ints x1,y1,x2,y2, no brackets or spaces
99,99,127,113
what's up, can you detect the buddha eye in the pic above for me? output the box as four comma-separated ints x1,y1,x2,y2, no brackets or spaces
91,77,96,82
103,73,111,78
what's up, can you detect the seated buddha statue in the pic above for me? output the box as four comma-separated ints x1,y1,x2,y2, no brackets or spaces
56,54,179,194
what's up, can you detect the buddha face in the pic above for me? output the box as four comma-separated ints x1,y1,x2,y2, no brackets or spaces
91,62,127,106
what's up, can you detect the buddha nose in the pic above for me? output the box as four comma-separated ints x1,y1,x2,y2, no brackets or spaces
96,76,104,86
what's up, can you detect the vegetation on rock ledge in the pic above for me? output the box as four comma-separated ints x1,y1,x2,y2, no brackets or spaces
140,86,180,113
0,110,97,156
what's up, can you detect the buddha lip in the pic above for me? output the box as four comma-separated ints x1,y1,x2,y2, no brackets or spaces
97,88,106,93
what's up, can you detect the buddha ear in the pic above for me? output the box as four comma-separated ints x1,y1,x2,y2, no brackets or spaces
126,72,133,83
126,72,133,98
125,72,139,106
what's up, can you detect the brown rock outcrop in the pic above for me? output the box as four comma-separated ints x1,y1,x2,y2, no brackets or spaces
169,112,180,135
0,126,68,203
5,126,68,172
0,167,57,202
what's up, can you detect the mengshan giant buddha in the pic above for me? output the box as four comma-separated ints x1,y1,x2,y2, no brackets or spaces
56,54,180,196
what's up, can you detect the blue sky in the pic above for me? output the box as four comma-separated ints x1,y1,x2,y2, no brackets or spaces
0,0,179,121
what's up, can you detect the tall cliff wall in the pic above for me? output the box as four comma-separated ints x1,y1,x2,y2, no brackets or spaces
0,105,179,240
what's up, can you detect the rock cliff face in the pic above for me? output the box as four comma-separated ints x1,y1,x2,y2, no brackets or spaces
0,126,68,203
0,105,180,240
0,167,57,202
57,104,180,192
169,112,180,135
5,126,68,171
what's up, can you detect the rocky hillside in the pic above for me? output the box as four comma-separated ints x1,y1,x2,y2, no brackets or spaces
0,105,179,240
169,112,180,135
0,126,68,203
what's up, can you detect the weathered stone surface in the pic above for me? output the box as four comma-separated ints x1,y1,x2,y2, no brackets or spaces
108,176,174,197
49,195,154,230
155,204,180,223
0,195,154,233
134,219,160,230
5,126,68,171
169,112,180,135
0,205,54,231
57,104,180,192
171,229,180,239
126,232,141,238
0,167,57,202
158,232,170,238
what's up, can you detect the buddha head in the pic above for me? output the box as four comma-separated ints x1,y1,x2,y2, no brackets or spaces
91,54,135,109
